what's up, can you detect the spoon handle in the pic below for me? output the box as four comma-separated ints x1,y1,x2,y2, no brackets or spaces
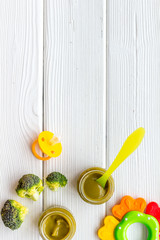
97,127,145,188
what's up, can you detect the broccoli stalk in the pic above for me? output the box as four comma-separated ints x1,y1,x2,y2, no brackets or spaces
46,172,67,191
1,200,28,230
16,174,44,201
31,191,41,201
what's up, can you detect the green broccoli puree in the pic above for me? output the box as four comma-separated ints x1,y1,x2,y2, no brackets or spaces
43,215,70,240
83,173,108,200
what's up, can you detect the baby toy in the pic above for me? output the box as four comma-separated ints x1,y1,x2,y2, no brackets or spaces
32,131,62,161
98,196,160,240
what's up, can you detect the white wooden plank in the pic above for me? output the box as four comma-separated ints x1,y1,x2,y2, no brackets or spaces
0,1,43,239
107,0,160,239
44,0,106,239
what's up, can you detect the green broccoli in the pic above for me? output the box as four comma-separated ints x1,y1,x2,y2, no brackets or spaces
16,174,44,201
1,200,28,230
46,172,67,191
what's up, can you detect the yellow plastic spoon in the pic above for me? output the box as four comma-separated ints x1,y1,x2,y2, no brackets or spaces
96,127,145,188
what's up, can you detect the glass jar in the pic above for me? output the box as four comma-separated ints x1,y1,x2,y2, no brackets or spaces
77,167,114,204
38,206,76,240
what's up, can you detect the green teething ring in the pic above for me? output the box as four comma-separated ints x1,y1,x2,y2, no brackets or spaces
114,211,159,240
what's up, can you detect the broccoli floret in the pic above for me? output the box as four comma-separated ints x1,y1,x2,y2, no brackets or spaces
46,172,67,191
16,174,44,201
1,200,28,230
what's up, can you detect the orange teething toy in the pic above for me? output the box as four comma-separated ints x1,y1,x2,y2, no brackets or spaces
112,195,146,220
32,131,62,161
98,216,119,240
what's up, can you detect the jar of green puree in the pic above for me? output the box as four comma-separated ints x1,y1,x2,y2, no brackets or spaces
77,167,114,204
38,207,76,240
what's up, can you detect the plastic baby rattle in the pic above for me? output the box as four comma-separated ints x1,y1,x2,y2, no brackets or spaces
98,196,159,240
32,131,62,161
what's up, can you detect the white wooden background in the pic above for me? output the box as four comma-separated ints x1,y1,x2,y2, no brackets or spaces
0,0,160,239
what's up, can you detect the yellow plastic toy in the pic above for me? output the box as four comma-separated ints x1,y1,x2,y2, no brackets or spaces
32,131,62,161
98,216,119,240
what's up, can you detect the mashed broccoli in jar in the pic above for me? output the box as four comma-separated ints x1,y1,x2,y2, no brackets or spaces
77,167,115,204
43,215,70,240
83,172,108,200
38,207,76,240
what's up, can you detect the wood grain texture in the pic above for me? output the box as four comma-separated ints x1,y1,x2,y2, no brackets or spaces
0,0,43,239
43,0,106,239
107,0,160,239
0,0,160,239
